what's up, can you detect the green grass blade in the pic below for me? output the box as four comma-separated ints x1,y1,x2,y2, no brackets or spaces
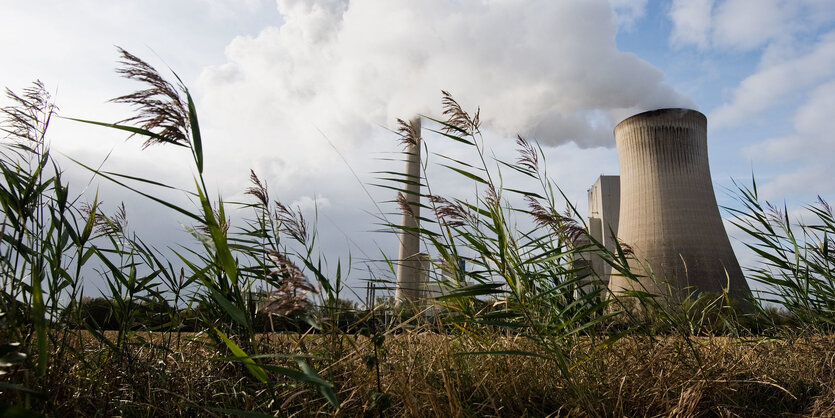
185,91,203,174
210,288,248,328
213,328,267,383
68,156,203,222
63,117,188,148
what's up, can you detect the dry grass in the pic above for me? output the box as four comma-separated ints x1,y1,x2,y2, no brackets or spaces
4,52,834,418
9,330,833,416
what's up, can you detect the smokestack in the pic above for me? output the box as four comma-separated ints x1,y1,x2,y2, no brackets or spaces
395,117,426,305
609,108,751,304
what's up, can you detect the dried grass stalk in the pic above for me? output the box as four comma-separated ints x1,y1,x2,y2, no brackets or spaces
111,47,190,148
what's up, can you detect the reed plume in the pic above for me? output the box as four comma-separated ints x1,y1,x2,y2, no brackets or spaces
110,47,190,148
440,90,480,135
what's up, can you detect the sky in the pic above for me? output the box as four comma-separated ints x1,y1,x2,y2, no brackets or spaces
2,0,834,297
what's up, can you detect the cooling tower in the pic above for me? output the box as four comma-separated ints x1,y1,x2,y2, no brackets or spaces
608,108,751,304
395,118,427,304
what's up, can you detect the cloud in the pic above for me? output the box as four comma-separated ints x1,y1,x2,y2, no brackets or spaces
1,0,694,293
740,79,835,200
291,195,331,212
609,0,649,30
198,0,690,156
743,79,835,163
669,0,835,52
710,30,835,128
711,0,788,50
198,0,270,19
189,0,693,267
757,166,835,201
669,0,714,49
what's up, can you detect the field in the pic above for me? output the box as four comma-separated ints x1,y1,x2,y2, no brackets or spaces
1,49,834,416
15,331,834,416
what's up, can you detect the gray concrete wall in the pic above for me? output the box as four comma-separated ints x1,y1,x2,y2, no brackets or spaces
587,175,620,289
609,108,751,304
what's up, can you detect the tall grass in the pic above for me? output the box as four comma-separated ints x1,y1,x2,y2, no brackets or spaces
380,95,623,387
0,80,83,388
0,48,832,415
728,177,835,331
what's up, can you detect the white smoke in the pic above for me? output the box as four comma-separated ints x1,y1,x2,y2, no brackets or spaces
198,0,691,150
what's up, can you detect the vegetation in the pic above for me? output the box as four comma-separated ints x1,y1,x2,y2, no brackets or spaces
0,49,832,416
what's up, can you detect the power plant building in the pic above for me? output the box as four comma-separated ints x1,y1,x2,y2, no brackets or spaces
393,109,751,306
586,108,751,305
585,175,620,290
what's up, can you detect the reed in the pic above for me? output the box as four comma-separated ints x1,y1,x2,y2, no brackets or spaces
0,48,832,416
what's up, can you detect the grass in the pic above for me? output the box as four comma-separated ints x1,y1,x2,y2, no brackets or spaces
29,330,835,416
0,48,833,416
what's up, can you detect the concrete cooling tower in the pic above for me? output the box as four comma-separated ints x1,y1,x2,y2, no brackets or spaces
608,108,751,304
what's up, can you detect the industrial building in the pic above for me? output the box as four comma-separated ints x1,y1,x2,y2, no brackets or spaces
395,108,752,307
582,175,621,292
585,108,752,305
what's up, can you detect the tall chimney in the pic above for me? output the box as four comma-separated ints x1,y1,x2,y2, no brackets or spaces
395,117,425,305
609,108,751,304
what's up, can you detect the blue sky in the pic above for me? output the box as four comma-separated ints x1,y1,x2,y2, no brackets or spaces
615,0,835,205
1,0,834,293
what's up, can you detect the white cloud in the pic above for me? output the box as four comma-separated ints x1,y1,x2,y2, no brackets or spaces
198,0,269,18
711,0,788,50
291,195,331,212
669,0,835,52
711,31,835,128
198,0,691,161
741,79,835,201
188,0,694,264
744,79,835,162
0,0,693,291
757,166,835,201
609,0,649,30
669,0,714,49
